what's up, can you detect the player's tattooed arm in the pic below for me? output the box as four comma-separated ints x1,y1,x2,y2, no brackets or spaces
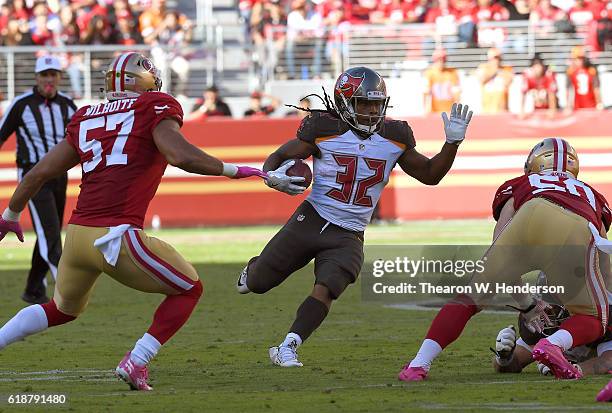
396,143,458,185
263,139,316,172
9,140,80,213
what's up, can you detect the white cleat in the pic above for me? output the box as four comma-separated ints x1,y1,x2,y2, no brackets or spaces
269,344,303,367
236,266,250,294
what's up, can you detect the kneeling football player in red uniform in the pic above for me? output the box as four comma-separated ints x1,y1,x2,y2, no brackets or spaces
400,138,612,382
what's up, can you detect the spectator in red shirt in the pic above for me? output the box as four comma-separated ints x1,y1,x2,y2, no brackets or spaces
0,3,11,42
519,54,558,119
12,0,30,21
530,0,566,33
243,91,281,117
472,0,509,46
565,46,603,111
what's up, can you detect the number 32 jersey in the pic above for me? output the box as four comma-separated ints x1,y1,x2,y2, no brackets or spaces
297,112,416,231
65,92,183,228
493,173,612,232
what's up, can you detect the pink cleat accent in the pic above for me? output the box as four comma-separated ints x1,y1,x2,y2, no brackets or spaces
532,339,583,380
596,378,612,402
115,352,153,391
398,365,428,382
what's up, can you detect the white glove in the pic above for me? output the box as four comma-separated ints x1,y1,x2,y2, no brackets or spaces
491,325,517,365
442,103,473,145
266,160,306,196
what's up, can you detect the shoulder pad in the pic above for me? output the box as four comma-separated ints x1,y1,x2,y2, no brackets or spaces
296,111,348,143
379,119,415,149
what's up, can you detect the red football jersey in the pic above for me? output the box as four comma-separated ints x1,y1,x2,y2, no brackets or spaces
65,92,183,228
567,66,598,109
492,173,612,232
521,70,558,109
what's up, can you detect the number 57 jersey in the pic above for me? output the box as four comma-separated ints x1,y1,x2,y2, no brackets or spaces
297,112,416,231
65,92,183,228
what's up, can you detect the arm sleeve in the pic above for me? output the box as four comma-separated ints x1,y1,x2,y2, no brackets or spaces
0,102,19,144
599,194,611,231
296,112,322,144
492,180,515,221
148,93,184,131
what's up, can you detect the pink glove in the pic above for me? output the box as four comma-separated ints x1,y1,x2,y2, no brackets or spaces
0,217,24,242
234,166,268,180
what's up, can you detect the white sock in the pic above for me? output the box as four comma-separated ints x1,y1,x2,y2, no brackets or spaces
281,332,302,348
546,329,573,351
0,305,48,349
408,339,443,371
130,333,162,367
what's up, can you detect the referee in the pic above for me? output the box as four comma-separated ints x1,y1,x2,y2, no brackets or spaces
0,55,77,304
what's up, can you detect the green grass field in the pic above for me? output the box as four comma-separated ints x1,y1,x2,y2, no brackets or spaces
0,220,610,412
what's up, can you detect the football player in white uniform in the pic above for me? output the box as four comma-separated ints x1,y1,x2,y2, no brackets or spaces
236,66,473,367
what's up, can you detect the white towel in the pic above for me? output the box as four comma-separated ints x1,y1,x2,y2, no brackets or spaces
93,224,133,266
588,222,612,254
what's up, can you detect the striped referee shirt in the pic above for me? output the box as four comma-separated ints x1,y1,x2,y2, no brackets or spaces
0,87,77,167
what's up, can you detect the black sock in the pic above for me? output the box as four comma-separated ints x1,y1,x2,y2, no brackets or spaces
289,296,329,342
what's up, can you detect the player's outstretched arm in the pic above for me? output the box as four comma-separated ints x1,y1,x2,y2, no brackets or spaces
397,103,472,185
153,119,265,179
0,140,80,242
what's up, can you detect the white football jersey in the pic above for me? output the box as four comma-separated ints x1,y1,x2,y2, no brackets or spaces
297,112,415,231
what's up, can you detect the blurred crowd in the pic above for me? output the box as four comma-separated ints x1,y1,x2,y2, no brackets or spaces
0,0,193,47
424,45,604,117
0,0,193,97
242,0,611,78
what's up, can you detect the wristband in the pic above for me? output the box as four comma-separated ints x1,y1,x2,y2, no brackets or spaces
221,163,238,178
2,207,20,221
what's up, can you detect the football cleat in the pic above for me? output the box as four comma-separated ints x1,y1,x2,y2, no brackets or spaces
115,352,153,391
532,339,583,379
236,266,250,294
398,365,428,382
596,378,612,402
269,343,303,367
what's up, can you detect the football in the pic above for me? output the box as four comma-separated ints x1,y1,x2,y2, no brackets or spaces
284,159,312,188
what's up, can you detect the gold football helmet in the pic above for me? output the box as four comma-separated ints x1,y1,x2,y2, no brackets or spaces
524,138,579,178
104,53,162,100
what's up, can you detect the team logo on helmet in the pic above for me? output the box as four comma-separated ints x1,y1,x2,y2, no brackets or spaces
336,72,365,99
141,58,154,73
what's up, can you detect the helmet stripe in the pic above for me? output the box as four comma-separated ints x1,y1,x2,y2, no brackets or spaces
560,139,568,172
110,55,122,92
113,53,131,93
119,52,136,93
554,138,565,172
552,138,559,171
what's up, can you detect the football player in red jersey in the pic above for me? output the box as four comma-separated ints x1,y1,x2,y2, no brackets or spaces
399,137,612,382
565,46,603,112
0,53,266,391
